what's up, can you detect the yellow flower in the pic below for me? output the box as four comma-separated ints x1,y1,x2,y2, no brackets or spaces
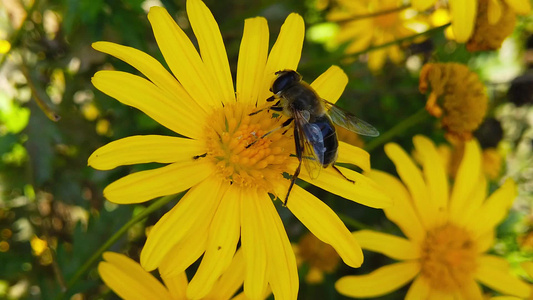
328,0,424,71
419,62,488,141
411,0,530,43
98,250,257,299
467,0,516,52
335,135,530,299
294,232,341,284
88,1,390,299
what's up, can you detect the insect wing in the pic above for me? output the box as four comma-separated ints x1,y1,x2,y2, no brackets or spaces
323,100,379,137
294,111,324,179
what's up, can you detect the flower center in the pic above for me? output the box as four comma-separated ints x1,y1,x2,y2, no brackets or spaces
419,224,478,291
203,103,294,192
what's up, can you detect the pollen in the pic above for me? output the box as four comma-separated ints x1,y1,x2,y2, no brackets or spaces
419,63,488,142
467,0,516,52
419,224,478,291
203,103,294,192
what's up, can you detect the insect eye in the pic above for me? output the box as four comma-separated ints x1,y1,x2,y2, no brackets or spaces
270,70,301,94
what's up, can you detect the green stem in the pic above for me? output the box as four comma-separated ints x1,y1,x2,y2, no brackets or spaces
365,108,429,152
337,213,369,230
345,23,451,58
61,194,176,298
334,4,411,24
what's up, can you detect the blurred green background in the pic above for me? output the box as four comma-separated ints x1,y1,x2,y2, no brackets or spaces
0,0,532,299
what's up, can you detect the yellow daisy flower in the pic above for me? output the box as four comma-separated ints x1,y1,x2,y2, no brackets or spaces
411,0,530,43
88,1,390,299
328,0,423,71
98,250,259,299
335,135,530,299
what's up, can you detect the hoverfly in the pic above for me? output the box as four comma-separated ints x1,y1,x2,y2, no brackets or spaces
250,69,379,206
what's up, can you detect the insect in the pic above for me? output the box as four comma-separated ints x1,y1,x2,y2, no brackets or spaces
249,69,379,206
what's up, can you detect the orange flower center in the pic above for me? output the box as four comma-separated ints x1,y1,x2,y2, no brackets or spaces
419,224,478,291
204,103,293,192
374,12,399,29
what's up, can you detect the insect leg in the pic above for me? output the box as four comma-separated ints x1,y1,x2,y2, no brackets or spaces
332,165,355,183
246,118,293,149
249,100,281,116
284,125,302,206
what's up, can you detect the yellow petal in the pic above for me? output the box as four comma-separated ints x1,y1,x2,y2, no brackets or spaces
140,176,224,271
187,185,241,299
103,159,213,204
91,41,210,114
449,0,476,42
405,275,431,300
99,252,171,299
368,170,425,243
452,174,486,227
205,248,246,300
459,278,483,300
337,141,370,171
259,13,305,105
158,220,209,278
504,0,531,14
487,0,502,24
467,179,517,238
237,17,269,105
449,139,482,224
310,65,348,104
259,192,298,300
475,255,530,298
161,273,188,300
368,48,387,71
353,230,420,260
88,135,205,170
92,71,204,139
299,166,392,209
241,189,268,299
412,135,448,227
475,230,495,253
335,261,420,298
187,0,234,104
411,0,437,10
147,6,219,108
287,186,364,268
384,142,433,228
522,261,533,278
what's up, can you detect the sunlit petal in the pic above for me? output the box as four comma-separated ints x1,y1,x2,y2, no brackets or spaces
299,166,392,209
140,177,224,271
187,185,241,299
475,255,530,298
336,261,420,298
237,17,269,105
99,252,171,299
259,13,305,105
412,135,448,226
187,0,234,104
205,249,246,300
310,65,348,104
385,142,434,228
161,273,188,300
288,186,364,268
449,0,476,42
260,192,298,300
88,135,205,170
241,189,268,299
405,275,431,300
367,170,425,243
103,160,213,204
92,71,204,139
353,230,420,260
91,41,209,114
148,6,219,108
